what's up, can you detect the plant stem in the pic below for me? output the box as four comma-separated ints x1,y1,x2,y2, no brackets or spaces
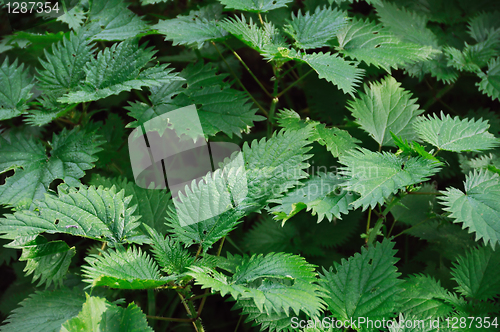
57,103,78,119
276,69,313,98
177,292,205,332
212,42,268,116
134,90,151,105
267,64,280,136
258,13,264,25
146,315,197,322
226,236,245,254
216,236,226,257
195,245,202,259
147,289,156,328
284,61,300,80
98,241,107,256
223,42,272,98
387,219,398,238
234,316,243,332
188,292,213,302
365,208,372,244
188,300,205,332
423,83,456,113
407,191,444,195
393,217,431,238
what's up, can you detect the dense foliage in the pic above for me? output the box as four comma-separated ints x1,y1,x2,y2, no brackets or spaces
0,0,499,331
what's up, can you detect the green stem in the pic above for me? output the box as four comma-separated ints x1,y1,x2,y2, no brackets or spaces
146,315,196,322
276,69,313,98
281,62,300,81
57,103,78,119
177,292,204,332
258,13,264,25
195,245,202,259
223,42,272,98
187,300,205,332
225,236,245,254
423,83,456,112
408,191,444,195
365,208,372,244
188,293,213,302
212,42,268,116
134,90,151,105
234,316,243,332
216,236,226,257
267,65,280,137
387,219,398,238
267,97,278,136
147,289,156,328
366,196,403,243
367,217,384,245
393,217,431,238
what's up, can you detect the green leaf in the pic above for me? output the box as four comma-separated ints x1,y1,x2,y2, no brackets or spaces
0,128,104,209
167,128,311,250
337,18,438,72
144,224,195,275
319,239,403,328
19,235,75,288
220,15,289,60
397,274,454,319
459,152,500,175
347,76,424,147
126,62,264,138
451,245,500,301
391,133,442,164
339,148,441,210
89,175,172,234
57,5,86,30
188,252,325,316
390,183,439,226
1,287,85,332
243,212,361,256
82,245,166,289
405,219,477,261
468,11,500,43
293,52,364,95
0,185,143,246
231,298,295,332
243,128,313,209
88,114,128,171
445,31,500,73
88,0,148,41
477,56,500,101
61,294,153,332
153,4,228,48
36,30,93,99
414,111,500,152
242,216,299,254
219,0,293,13
59,39,181,103
165,166,247,251
440,170,500,247
0,57,34,121
375,2,439,48
276,109,360,157
270,172,358,223
283,6,348,49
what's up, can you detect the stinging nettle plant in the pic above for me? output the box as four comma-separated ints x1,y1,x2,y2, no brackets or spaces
0,0,500,331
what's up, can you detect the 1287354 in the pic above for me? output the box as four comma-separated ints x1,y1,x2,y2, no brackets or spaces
5,2,59,14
